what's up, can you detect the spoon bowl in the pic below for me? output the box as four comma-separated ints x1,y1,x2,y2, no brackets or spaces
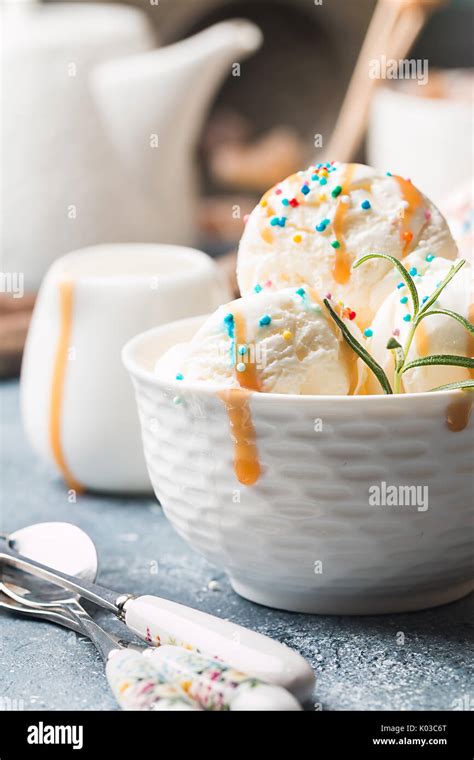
1,522,98,605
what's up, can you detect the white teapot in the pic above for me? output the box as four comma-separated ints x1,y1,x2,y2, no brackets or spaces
2,1,262,290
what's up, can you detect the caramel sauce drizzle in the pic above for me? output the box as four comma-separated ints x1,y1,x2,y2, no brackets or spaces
331,164,358,285
219,310,261,486
393,175,424,256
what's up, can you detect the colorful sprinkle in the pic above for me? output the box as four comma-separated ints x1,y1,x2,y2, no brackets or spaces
175,373,184,381
281,198,289,206
424,210,432,221
289,198,299,208
426,254,435,262
243,214,249,224
173,396,182,405
259,314,272,327
293,234,302,243
238,345,248,355
364,328,373,338
409,267,418,276
296,287,306,297
301,185,310,195
283,330,292,341
319,177,327,186
422,295,429,304
400,296,408,304
260,199,267,207
331,240,341,249
393,328,400,337
254,284,262,293
236,362,246,373
397,282,405,289
331,185,342,198
403,314,411,322
361,200,371,210
403,231,414,244
275,188,282,195
319,192,327,201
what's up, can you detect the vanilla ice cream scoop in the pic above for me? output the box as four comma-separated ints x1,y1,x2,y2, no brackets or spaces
155,287,366,396
366,253,473,394
237,162,458,328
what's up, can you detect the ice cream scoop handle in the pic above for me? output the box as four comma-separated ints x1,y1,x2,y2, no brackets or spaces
123,595,315,702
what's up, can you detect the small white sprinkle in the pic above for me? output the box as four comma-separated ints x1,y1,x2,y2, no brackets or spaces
173,396,182,405
236,362,246,373
400,200,409,209
340,195,351,204
208,580,221,591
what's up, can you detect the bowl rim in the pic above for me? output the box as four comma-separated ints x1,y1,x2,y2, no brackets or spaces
122,316,470,405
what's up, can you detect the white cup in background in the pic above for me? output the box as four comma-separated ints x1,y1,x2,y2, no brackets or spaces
20,244,231,494
368,72,473,207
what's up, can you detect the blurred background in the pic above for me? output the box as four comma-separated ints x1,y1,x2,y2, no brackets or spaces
1,0,473,374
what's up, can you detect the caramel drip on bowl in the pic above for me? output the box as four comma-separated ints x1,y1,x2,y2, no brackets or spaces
219,389,261,486
446,394,472,432
219,309,261,486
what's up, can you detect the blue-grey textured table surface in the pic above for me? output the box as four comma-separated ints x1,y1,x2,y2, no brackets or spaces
1,381,472,711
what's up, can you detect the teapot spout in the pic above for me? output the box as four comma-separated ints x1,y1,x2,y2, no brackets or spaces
91,20,262,242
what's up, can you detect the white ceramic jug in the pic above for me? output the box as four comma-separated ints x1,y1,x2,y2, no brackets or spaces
20,244,231,494
1,1,262,290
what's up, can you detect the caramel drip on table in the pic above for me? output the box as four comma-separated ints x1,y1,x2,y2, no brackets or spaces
49,280,84,492
219,310,261,486
393,175,424,256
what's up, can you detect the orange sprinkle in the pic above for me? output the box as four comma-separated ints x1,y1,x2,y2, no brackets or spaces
403,231,413,243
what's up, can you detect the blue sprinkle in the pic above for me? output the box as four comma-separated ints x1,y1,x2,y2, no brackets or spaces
319,177,327,186
296,287,306,297
254,284,262,293
364,328,373,338
403,314,411,322
281,198,289,206
400,296,408,304
316,222,326,232
322,218,330,225
311,174,318,181
224,313,234,339
301,185,310,195
422,296,429,304
409,267,418,276
386,171,392,176
426,254,435,262
278,217,287,227
175,373,184,381
259,314,272,327
361,200,371,210
270,216,280,226
397,282,405,289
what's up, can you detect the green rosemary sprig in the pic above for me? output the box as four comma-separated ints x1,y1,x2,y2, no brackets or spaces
324,255,473,394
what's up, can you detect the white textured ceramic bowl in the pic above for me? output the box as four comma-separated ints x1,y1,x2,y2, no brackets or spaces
123,316,474,614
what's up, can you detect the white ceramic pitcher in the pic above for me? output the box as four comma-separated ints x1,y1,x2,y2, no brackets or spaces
1,1,262,290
